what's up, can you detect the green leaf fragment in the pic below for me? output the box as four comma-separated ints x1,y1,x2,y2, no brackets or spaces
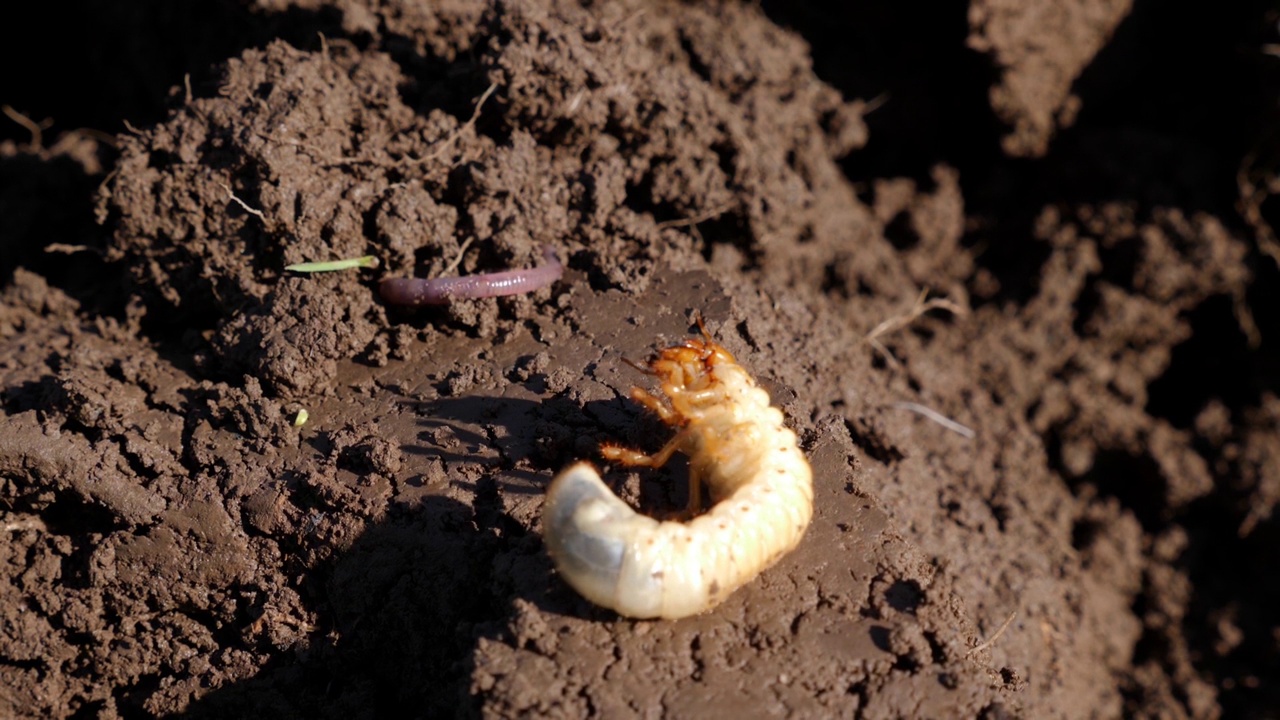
285,256,379,273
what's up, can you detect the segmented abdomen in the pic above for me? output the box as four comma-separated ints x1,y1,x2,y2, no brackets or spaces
543,360,813,619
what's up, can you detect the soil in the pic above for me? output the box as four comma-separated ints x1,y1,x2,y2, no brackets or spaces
2,0,1279,718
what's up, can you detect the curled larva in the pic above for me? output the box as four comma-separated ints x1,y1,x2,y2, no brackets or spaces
542,316,814,619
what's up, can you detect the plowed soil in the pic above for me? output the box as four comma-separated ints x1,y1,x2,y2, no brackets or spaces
2,1,1278,718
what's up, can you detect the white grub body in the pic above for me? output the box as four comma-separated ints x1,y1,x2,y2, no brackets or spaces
543,341,814,620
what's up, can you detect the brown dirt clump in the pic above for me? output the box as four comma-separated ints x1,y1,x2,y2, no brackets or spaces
968,0,1135,156
3,0,1279,718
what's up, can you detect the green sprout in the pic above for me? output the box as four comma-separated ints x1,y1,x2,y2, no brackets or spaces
285,256,378,273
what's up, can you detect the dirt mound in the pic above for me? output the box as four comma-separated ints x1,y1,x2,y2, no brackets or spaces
2,0,1278,718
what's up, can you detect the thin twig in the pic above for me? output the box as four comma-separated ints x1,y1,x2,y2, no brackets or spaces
1239,502,1271,537
864,289,967,366
868,337,901,370
866,289,967,342
967,611,1017,657
655,203,736,230
55,127,118,149
890,401,975,439
217,182,268,223
411,82,499,166
861,93,890,116
608,8,647,35
1239,153,1280,269
265,83,499,169
1233,291,1261,349
1234,152,1273,347
3,105,52,149
44,243,101,255
439,237,475,276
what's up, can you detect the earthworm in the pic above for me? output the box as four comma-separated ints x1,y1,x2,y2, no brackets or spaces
379,245,562,306
542,316,814,619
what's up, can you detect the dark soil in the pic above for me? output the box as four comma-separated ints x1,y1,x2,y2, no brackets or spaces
3,0,1279,718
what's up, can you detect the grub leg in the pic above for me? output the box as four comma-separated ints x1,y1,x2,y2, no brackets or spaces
630,386,678,424
685,463,703,517
694,310,713,341
600,428,689,468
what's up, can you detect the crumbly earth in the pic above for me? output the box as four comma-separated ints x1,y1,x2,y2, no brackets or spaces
2,1,1278,718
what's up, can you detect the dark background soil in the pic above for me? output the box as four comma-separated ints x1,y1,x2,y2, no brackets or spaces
2,1,1279,718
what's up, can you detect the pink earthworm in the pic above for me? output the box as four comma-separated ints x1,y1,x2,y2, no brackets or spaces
379,245,563,306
